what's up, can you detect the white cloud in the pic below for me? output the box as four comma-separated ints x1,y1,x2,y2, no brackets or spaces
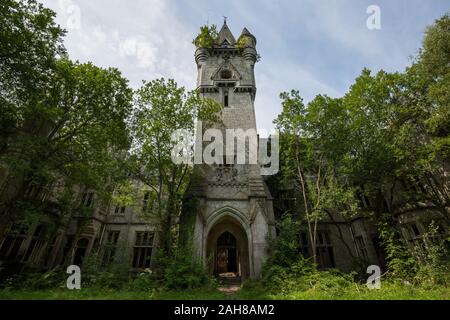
40,0,197,89
38,0,445,133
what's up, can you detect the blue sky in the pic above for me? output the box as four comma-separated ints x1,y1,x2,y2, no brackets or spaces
41,0,449,132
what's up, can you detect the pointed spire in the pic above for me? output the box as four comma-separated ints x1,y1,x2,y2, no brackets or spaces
240,27,252,37
239,27,257,46
217,19,236,45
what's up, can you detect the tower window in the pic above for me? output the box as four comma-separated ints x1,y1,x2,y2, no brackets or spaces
224,90,229,107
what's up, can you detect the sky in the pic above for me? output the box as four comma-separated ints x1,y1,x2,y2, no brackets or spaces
40,0,449,132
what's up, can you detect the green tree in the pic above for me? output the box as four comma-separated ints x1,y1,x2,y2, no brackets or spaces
129,78,221,264
274,91,360,265
0,0,65,150
0,57,133,238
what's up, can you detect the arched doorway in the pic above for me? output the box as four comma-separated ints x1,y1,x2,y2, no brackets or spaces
216,232,238,275
206,215,250,280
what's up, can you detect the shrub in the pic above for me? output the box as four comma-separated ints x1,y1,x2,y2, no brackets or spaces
161,246,213,290
81,252,131,289
192,25,218,48
266,214,302,268
126,269,160,292
379,217,450,287
1,268,66,290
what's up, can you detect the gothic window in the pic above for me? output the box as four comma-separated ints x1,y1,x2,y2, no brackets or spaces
403,222,423,246
114,205,126,215
23,224,47,263
132,231,154,269
102,230,120,266
300,231,335,269
355,235,369,260
81,192,94,208
316,231,335,269
0,225,28,261
43,234,59,267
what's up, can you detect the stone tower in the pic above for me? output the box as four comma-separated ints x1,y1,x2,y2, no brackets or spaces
182,21,275,280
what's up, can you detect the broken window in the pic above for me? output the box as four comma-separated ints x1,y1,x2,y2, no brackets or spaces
316,231,335,269
81,192,94,208
0,225,28,261
114,205,126,215
132,231,154,269
300,231,335,269
355,235,369,260
23,224,47,264
102,230,120,266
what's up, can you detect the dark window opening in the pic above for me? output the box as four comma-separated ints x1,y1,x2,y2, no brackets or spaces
355,235,368,260
299,231,335,269
132,231,154,269
114,205,126,215
0,236,24,260
102,231,120,266
73,238,89,266
224,91,229,107
142,192,150,211
81,192,94,208
23,225,47,263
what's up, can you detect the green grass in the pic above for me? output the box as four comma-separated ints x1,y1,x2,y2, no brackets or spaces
0,288,228,300
234,282,450,300
0,283,449,300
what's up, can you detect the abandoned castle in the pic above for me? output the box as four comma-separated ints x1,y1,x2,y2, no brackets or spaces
0,21,443,281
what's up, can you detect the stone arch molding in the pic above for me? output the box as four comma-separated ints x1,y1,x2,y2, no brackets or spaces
204,205,254,278
205,205,251,236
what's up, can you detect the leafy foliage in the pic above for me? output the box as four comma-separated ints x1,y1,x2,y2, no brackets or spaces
129,78,221,258
265,214,301,268
193,24,219,48
162,246,213,290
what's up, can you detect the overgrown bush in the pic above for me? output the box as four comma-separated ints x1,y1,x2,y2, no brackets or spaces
81,252,131,289
161,246,213,290
1,268,66,290
260,214,355,296
379,217,450,287
126,269,160,292
265,214,302,268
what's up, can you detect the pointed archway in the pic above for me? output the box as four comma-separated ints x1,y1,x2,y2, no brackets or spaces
206,215,250,280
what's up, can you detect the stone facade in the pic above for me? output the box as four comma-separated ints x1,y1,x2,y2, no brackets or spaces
181,21,275,280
